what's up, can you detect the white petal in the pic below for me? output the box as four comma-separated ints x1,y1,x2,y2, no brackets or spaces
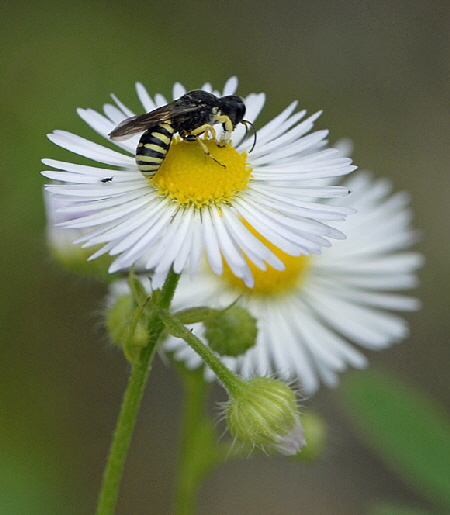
135,82,157,112
77,108,114,139
110,94,135,117
201,209,223,276
220,207,283,270
172,82,186,100
103,103,129,125
47,131,132,167
222,76,238,96
255,101,300,145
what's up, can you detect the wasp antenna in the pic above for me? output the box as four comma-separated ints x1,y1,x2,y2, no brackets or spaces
242,120,257,153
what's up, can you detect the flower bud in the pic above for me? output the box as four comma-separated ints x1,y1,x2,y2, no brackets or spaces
106,293,149,363
44,189,112,278
204,305,257,357
225,377,305,455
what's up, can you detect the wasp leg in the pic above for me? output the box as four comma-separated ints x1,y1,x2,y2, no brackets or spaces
184,123,217,140
197,138,225,168
183,125,225,168
213,115,233,147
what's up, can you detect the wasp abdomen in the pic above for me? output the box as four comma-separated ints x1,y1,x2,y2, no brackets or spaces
135,122,174,177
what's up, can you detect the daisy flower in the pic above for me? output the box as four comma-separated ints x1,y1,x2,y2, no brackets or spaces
42,77,355,288
164,171,424,394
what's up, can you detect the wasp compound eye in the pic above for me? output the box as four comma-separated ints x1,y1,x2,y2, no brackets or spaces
219,95,246,127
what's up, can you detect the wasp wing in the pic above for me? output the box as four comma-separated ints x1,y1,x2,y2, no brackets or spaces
109,105,174,140
109,101,206,141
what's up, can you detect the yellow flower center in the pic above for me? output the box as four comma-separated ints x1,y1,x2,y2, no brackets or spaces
222,227,312,296
151,138,252,208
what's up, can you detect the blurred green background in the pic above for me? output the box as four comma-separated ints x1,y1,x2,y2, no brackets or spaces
1,1,449,513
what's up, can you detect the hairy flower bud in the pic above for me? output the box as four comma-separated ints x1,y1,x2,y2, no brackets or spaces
204,305,257,357
225,377,305,455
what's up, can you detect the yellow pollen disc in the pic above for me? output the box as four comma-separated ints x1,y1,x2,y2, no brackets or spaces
150,138,252,208
222,226,312,296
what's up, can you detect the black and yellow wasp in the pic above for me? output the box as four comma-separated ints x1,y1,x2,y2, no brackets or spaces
109,90,255,178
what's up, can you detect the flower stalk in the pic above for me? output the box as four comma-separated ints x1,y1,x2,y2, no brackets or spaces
157,307,246,397
95,269,180,515
172,366,221,515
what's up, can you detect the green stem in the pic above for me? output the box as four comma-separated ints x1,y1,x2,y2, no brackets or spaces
157,308,245,397
168,309,254,513
173,367,211,515
95,269,180,515
172,364,252,515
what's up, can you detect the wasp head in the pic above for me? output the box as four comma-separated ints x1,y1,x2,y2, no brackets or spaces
219,95,246,128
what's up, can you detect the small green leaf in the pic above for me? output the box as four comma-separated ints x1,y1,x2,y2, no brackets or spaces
370,501,432,515
341,370,450,511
